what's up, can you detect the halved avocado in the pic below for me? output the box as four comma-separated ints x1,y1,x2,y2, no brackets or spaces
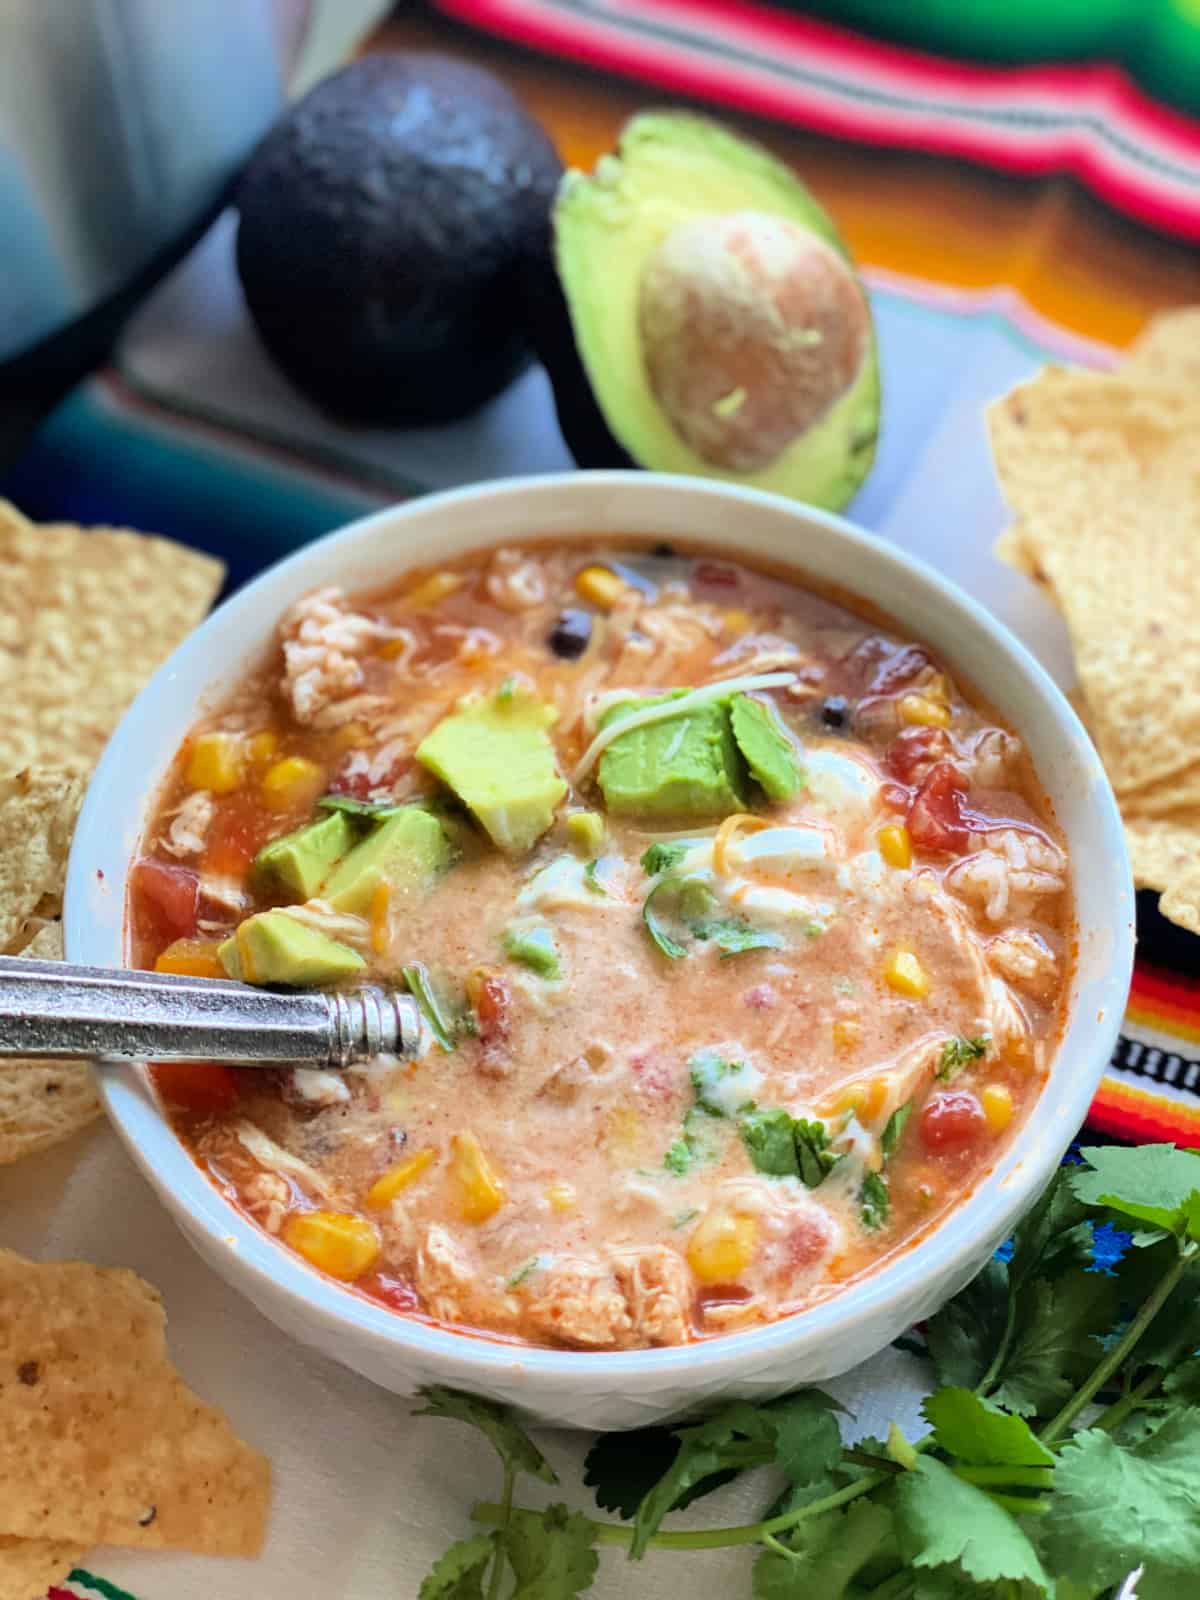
530,112,880,510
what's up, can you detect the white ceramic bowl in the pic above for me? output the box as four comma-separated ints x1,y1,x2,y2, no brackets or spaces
67,472,1134,1429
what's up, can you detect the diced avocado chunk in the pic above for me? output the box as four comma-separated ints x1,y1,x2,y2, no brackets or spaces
323,805,455,915
565,809,606,856
219,909,365,988
730,694,802,801
254,810,356,900
501,920,562,979
597,694,747,819
416,687,567,853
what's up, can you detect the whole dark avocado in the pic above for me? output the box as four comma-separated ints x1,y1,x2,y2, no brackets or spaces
526,112,880,511
236,53,562,424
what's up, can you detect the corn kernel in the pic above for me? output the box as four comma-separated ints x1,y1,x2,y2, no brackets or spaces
899,693,951,729
837,1075,888,1120
261,755,323,810
832,1019,862,1055
687,1208,758,1284
333,721,367,751
451,1132,505,1223
378,635,412,659
546,1182,577,1213
402,570,463,610
154,938,225,979
981,1083,1015,1133
185,732,244,795
574,565,627,610
247,730,278,764
366,1148,436,1208
722,608,754,637
566,810,605,856
877,823,913,870
604,1105,642,1161
283,1210,380,1281
883,948,930,999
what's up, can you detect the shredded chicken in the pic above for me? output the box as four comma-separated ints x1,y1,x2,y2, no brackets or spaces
485,548,546,611
279,587,388,724
524,1254,634,1349
987,928,1059,1003
414,1226,516,1333
285,1068,350,1108
198,874,248,916
276,900,372,952
235,1121,332,1203
612,1245,692,1346
161,790,214,858
244,1172,291,1235
963,728,1023,788
947,830,1067,924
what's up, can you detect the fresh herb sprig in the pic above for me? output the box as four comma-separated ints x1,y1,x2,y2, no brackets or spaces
417,1144,1200,1599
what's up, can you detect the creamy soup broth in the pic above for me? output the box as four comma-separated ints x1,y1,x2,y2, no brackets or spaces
130,541,1073,1350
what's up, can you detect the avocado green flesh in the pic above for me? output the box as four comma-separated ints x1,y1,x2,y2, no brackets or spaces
417,690,567,854
553,111,879,509
730,694,803,802
254,811,356,901
219,910,365,988
323,806,455,915
597,695,747,820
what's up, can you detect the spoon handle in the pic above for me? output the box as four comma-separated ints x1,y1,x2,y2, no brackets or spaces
0,956,423,1069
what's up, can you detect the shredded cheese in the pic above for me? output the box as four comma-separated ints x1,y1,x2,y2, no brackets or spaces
571,671,797,784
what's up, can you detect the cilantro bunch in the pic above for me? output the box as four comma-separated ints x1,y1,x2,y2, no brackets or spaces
417,1145,1200,1599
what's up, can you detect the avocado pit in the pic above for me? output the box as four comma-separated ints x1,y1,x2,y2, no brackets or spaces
637,210,870,473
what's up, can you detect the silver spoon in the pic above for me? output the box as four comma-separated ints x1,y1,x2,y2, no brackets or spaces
0,955,423,1069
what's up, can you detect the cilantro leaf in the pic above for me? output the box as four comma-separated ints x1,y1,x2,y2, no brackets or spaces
893,1455,1051,1594
937,1035,989,1081
582,859,606,895
881,1101,913,1160
504,1505,598,1600
752,1502,895,1600
690,1051,756,1117
925,1258,1009,1391
418,1533,496,1600
1042,1409,1200,1598
642,876,688,960
318,793,406,819
582,1426,730,1519
922,1387,1054,1467
694,917,785,958
403,964,457,1053
416,1387,557,1484
640,841,689,876
1007,1169,1094,1291
630,1402,774,1558
990,1269,1120,1419
740,1109,841,1187
664,1106,725,1175
1164,1356,1200,1403
1072,1144,1200,1242
860,1170,891,1231
767,1391,846,1488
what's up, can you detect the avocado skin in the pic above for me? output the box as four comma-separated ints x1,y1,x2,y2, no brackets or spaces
236,53,563,425
522,238,633,469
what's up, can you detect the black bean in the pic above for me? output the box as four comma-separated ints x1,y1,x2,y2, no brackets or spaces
548,608,593,660
651,541,676,559
820,695,851,731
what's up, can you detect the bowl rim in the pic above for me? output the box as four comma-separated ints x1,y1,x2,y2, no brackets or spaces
67,470,1135,1392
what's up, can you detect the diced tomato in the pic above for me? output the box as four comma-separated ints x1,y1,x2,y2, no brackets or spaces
907,763,971,854
360,1271,419,1313
886,726,954,785
153,1061,241,1116
132,858,199,943
471,972,511,1048
920,1090,986,1151
697,1282,753,1311
784,1217,829,1270
326,764,373,800
693,562,739,589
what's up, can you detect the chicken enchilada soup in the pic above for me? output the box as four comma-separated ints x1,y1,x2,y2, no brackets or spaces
130,542,1073,1350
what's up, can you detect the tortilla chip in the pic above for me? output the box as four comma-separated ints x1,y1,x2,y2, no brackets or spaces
0,923,100,1166
993,523,1044,583
0,501,223,774
987,373,1200,796
0,1249,270,1555
1120,762,1200,820
1124,813,1200,936
0,769,83,952
1122,306,1200,392
0,1535,83,1600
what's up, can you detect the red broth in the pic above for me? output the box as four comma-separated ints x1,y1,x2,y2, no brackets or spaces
130,541,1073,1350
